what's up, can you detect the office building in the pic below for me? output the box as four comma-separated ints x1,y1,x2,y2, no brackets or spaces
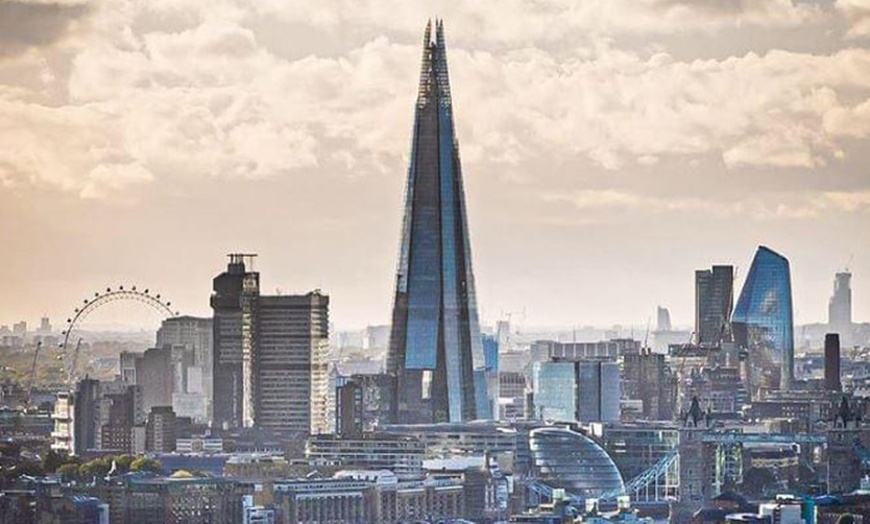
530,339,640,362
532,360,620,423
528,427,625,499
73,378,100,455
383,421,518,458
51,391,75,453
657,306,672,332
499,371,527,420
100,388,137,453
732,246,795,390
135,346,172,414
257,293,329,434
590,422,679,501
336,380,363,437
156,315,213,422
211,255,330,434
305,433,425,480
212,254,260,430
695,265,734,346
829,271,852,344
622,351,675,421
386,20,487,424
482,334,499,420
146,406,176,453
825,333,842,392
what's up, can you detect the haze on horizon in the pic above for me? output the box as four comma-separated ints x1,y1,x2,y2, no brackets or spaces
2,0,870,332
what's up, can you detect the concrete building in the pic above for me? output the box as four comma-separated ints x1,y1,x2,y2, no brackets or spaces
499,371,527,420
336,380,363,438
256,293,330,434
530,339,639,362
135,346,172,415
305,434,425,480
156,315,213,423
211,254,260,430
829,271,852,345
825,333,842,392
622,351,675,421
211,255,330,434
146,406,176,453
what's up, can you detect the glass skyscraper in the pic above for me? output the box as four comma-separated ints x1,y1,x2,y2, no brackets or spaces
732,246,795,390
386,21,487,423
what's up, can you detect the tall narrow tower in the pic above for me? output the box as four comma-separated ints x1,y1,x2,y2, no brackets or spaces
387,20,487,424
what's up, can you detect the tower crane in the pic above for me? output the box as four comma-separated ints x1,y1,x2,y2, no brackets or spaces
24,341,42,410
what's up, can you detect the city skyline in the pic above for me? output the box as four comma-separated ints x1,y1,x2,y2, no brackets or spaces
2,2,870,330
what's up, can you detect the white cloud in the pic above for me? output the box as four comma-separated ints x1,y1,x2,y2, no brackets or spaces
545,189,870,220
837,0,870,38
1,0,870,197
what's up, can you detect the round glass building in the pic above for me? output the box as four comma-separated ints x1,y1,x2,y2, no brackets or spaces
529,426,625,498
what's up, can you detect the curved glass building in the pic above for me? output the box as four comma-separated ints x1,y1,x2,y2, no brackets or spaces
529,427,625,498
732,246,794,390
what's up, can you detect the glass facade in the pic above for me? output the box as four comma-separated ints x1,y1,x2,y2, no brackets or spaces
732,246,794,390
529,427,625,499
532,362,576,421
387,21,486,424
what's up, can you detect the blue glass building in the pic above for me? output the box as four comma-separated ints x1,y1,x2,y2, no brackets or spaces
732,246,795,390
386,21,487,423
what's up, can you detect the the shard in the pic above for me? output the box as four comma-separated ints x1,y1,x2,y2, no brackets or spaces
386,20,488,424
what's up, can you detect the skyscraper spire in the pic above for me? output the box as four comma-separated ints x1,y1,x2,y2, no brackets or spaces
387,20,488,424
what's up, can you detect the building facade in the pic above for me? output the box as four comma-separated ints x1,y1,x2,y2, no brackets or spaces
732,246,795,391
386,20,487,424
829,271,852,344
695,265,734,347
211,255,329,434
156,316,213,423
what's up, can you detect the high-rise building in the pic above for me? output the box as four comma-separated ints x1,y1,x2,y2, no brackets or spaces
256,293,330,434
211,254,260,430
157,316,213,423
695,265,734,346
211,255,329,434
135,346,172,414
622,351,675,421
532,360,620,423
828,271,852,344
825,333,841,392
482,334,499,420
386,21,486,424
732,246,795,391
73,378,100,455
146,406,176,453
336,380,363,437
656,306,672,332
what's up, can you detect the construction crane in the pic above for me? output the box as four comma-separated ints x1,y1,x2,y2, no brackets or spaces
68,338,82,384
24,341,42,410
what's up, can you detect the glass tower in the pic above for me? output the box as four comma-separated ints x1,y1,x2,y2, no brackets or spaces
732,246,794,390
387,20,487,424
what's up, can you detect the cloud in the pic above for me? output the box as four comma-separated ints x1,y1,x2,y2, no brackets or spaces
1,0,870,197
837,0,870,38
545,189,870,221
0,0,92,57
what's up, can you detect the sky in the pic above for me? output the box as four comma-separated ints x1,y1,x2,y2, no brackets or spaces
1,0,870,331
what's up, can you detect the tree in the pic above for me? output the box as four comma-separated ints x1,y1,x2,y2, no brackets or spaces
130,457,162,473
42,450,67,473
57,463,80,481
